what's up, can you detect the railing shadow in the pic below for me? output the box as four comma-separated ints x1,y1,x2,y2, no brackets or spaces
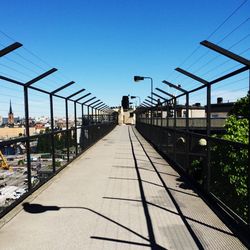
22,202,162,249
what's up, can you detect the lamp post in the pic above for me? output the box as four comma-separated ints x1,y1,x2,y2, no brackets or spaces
130,95,141,107
134,76,153,125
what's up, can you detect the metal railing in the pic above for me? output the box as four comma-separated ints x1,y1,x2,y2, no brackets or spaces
135,40,250,233
0,42,117,217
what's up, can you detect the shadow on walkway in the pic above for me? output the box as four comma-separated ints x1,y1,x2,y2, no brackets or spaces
22,202,163,249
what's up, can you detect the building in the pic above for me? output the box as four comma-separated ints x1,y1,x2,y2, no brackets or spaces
209,98,234,118
7,100,14,126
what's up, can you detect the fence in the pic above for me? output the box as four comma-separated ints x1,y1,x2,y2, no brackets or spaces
135,40,249,232
0,42,117,217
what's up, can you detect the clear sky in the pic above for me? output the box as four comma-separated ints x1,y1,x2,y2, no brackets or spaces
0,0,249,117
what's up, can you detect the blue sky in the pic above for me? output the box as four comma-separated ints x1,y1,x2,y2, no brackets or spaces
0,0,249,117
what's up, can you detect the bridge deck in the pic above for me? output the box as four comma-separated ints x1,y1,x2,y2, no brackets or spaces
0,125,246,249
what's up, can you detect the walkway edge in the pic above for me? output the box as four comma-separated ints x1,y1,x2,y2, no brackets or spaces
0,128,114,229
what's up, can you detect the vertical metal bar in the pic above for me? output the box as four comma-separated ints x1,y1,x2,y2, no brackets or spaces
150,78,153,126
74,101,78,156
156,105,158,126
65,99,69,161
186,93,190,172
50,94,56,173
174,98,177,161
161,106,163,127
91,107,94,124
186,93,189,131
87,105,90,125
167,101,169,128
206,82,211,191
24,86,32,191
81,104,84,150
81,104,84,126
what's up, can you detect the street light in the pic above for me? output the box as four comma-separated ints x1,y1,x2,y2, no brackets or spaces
133,76,153,105
130,95,141,106
134,75,153,124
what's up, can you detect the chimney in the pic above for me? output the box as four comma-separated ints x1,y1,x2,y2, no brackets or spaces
217,97,223,104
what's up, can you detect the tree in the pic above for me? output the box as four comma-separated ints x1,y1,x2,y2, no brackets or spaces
228,92,249,118
210,94,249,221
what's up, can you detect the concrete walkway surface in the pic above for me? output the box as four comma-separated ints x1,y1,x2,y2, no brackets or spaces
0,125,247,249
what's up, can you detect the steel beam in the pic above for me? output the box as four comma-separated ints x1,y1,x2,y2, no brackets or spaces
50,81,75,94
92,101,103,108
162,80,187,93
82,97,96,105
152,92,168,101
155,88,175,98
175,68,208,85
210,66,249,85
147,96,158,102
144,100,153,106
201,40,250,67
95,103,105,109
25,68,57,87
89,99,100,107
0,75,23,86
0,42,22,57
66,88,85,99
145,99,156,105
75,92,91,102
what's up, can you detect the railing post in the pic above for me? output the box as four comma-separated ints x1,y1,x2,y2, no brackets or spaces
87,105,90,125
206,82,211,192
174,97,177,161
65,99,69,162
91,107,94,124
161,105,163,127
167,101,169,128
81,104,84,125
24,86,32,191
186,93,189,172
74,101,78,156
156,105,159,126
49,94,56,173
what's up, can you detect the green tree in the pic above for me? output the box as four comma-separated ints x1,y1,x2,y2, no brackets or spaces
229,93,249,118
211,94,249,220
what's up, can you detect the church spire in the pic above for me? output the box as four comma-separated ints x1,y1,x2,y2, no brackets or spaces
9,100,13,114
8,99,14,125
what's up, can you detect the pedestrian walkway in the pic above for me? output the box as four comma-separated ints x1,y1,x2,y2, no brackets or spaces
0,125,246,249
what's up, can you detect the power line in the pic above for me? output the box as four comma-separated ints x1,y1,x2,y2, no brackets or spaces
174,0,248,70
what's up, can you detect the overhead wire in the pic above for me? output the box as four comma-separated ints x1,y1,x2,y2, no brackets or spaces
165,0,249,87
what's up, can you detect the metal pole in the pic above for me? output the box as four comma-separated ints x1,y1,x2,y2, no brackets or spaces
74,101,78,156
186,93,189,172
161,105,163,127
174,98,177,161
150,78,153,126
167,101,169,127
81,104,84,126
206,83,211,191
50,94,56,173
87,105,90,125
91,107,94,124
65,99,69,161
24,86,32,191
